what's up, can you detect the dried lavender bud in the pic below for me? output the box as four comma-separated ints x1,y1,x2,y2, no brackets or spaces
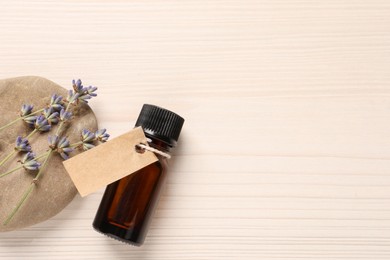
49,94,64,111
72,79,85,94
71,79,98,104
78,94,92,103
34,115,51,132
81,129,95,143
20,104,34,117
20,152,41,171
66,90,80,104
48,135,59,150
86,86,97,97
82,142,95,151
95,129,110,142
57,136,74,160
23,115,37,128
59,109,72,122
14,136,31,152
43,107,59,125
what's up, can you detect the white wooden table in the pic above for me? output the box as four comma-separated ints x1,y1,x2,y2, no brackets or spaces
1,0,390,259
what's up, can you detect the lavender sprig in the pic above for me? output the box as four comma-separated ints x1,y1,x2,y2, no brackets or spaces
4,78,103,226
20,104,34,117
0,152,43,178
0,93,65,133
71,128,110,151
95,129,110,142
0,136,32,167
72,79,97,104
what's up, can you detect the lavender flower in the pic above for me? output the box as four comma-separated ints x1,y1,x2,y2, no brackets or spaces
23,115,37,128
86,86,97,97
81,129,95,143
71,79,98,104
20,104,34,117
34,115,51,132
43,107,59,125
78,94,92,103
66,90,80,104
20,152,41,171
14,136,31,152
72,79,85,94
48,135,59,150
80,129,96,150
49,94,64,111
59,109,72,122
82,142,95,150
95,129,110,142
57,136,74,160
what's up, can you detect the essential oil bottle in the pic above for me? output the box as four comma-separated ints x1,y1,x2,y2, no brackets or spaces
93,104,185,246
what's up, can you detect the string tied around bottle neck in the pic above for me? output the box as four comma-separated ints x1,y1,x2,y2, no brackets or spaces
135,143,171,159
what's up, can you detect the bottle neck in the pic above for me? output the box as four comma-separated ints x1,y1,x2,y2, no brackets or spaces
145,133,172,154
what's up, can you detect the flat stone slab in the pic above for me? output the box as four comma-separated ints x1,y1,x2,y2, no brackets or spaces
0,76,97,231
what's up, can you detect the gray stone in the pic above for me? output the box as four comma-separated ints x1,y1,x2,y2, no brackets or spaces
0,76,97,231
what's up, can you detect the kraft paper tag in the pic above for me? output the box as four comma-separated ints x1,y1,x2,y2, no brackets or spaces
63,127,158,197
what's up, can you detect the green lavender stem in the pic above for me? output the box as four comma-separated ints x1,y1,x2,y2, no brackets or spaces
0,118,22,132
3,150,53,225
3,185,35,226
26,129,38,139
0,165,21,178
0,108,44,132
0,150,16,167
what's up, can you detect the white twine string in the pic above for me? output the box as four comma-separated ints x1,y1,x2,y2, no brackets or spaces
136,143,171,159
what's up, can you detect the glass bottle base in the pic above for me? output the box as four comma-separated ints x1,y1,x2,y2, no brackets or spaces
92,223,144,247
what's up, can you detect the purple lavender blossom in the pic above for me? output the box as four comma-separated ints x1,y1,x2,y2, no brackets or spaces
20,152,41,171
59,109,72,122
23,115,37,128
71,79,98,104
78,94,92,103
86,86,97,97
72,79,85,94
34,115,51,132
49,94,64,111
48,135,59,150
43,107,59,125
66,90,80,104
20,104,34,117
14,136,31,152
95,129,110,142
82,143,95,151
81,129,95,143
57,136,74,160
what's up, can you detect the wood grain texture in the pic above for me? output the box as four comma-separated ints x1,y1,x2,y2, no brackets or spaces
1,0,390,259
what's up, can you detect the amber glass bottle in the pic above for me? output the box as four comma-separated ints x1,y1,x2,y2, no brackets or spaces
93,104,184,246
